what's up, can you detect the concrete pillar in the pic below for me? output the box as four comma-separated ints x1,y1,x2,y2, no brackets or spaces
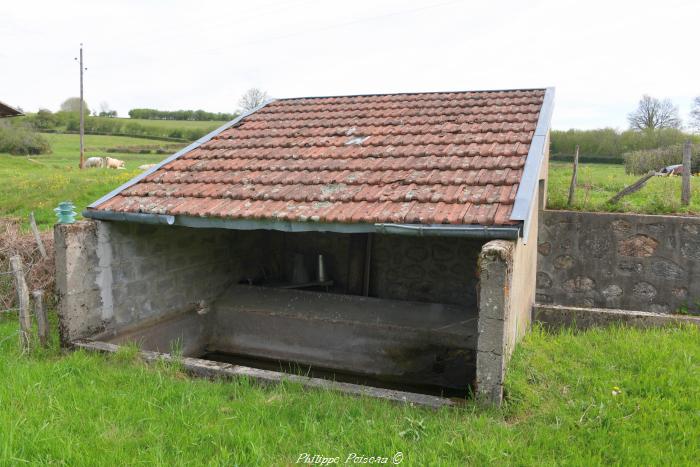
475,240,514,404
54,220,106,346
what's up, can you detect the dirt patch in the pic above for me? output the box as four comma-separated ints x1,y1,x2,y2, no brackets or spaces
0,219,54,311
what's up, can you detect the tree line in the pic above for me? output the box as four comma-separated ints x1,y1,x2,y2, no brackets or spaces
550,127,700,161
127,108,238,121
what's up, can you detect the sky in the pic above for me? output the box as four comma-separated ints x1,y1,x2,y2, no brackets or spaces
1,0,698,130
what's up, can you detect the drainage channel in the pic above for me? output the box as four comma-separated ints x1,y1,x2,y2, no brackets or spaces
74,340,464,409
200,351,471,399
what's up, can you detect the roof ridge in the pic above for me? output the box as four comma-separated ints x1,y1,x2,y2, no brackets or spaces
273,87,549,102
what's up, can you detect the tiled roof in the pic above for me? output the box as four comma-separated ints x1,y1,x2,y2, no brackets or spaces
0,101,22,118
91,89,547,226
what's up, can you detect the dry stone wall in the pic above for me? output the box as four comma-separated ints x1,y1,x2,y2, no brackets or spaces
537,210,700,315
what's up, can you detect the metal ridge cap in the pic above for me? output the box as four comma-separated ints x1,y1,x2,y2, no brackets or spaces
86,98,276,210
276,86,551,102
509,86,555,228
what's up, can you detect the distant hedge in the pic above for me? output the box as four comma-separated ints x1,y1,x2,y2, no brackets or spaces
550,128,700,162
19,111,215,142
0,122,51,155
550,154,624,164
624,145,700,175
128,108,238,121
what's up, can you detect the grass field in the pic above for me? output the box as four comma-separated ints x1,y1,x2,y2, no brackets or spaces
91,116,227,131
0,134,178,229
0,315,697,465
547,161,700,215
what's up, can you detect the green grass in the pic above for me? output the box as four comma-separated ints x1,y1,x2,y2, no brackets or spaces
0,314,697,465
0,134,180,229
548,161,700,215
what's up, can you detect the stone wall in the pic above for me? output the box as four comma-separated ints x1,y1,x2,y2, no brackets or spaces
371,235,485,307
537,210,700,314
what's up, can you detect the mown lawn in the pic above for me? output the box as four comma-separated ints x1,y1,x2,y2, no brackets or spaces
0,314,697,465
0,134,177,229
547,161,700,215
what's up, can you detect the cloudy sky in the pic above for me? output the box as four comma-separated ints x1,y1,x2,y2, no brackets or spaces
1,0,698,129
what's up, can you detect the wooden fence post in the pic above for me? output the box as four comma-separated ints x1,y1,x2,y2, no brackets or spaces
9,255,31,351
29,211,48,260
682,141,692,206
608,171,656,204
33,290,48,348
567,144,580,207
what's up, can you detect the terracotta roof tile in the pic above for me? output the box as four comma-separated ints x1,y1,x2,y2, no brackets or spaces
91,89,547,226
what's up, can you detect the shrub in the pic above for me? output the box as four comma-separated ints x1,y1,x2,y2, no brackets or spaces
29,109,58,130
0,122,52,155
624,144,700,175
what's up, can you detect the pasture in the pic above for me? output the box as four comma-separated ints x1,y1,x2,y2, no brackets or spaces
0,134,178,229
547,161,700,215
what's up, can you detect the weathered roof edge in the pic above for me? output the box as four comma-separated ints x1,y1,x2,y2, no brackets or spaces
85,99,276,210
271,86,548,102
83,209,522,239
0,100,23,118
509,86,555,241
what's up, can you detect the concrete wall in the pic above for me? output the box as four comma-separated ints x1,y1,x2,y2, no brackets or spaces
56,219,529,401
537,210,700,314
56,221,486,341
475,222,539,404
56,220,253,344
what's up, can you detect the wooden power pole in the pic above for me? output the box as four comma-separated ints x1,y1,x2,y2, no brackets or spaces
682,140,692,206
76,44,86,169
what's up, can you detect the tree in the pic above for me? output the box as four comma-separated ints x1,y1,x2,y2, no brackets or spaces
60,97,90,115
628,95,681,131
238,88,269,112
98,101,117,118
690,97,700,132
32,109,57,129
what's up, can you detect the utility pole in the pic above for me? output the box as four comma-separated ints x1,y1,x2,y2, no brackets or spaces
75,44,86,169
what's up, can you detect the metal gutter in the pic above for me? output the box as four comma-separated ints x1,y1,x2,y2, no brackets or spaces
83,210,521,239
85,210,175,225
509,86,555,241
373,223,520,239
86,99,276,209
